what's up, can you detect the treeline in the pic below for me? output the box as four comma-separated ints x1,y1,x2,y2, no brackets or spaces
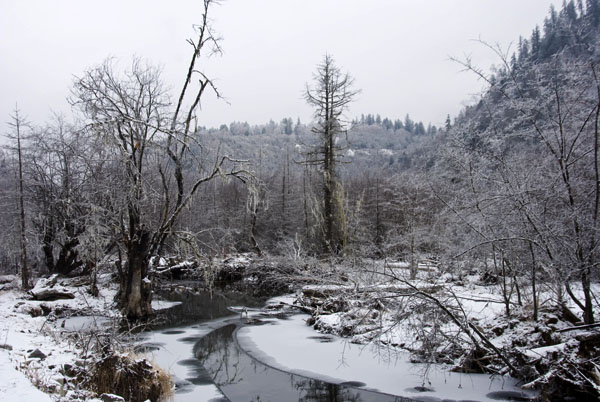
208,112,437,138
354,113,439,136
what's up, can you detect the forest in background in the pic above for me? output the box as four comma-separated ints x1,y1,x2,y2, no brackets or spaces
1,0,599,321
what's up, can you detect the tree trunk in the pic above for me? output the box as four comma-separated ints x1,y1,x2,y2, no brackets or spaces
15,112,30,290
581,268,594,324
409,235,417,280
42,222,55,273
529,243,538,321
123,229,152,320
54,237,82,275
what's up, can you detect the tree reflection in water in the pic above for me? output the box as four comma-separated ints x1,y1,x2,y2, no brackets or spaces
193,324,412,402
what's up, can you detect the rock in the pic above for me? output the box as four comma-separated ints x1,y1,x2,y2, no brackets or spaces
0,275,17,284
0,275,18,290
31,288,75,301
0,343,13,351
100,394,125,402
40,303,53,316
576,331,600,357
544,314,559,325
30,275,75,301
18,304,44,317
61,363,78,377
28,348,47,359
492,324,507,336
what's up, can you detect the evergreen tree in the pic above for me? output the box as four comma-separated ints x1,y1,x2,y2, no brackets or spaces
531,26,541,58
415,121,426,135
586,0,600,25
404,114,414,133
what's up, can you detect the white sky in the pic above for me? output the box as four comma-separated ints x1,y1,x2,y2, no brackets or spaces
1,0,562,129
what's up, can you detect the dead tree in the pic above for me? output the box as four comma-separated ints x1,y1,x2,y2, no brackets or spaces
303,54,359,255
6,108,30,289
71,0,248,320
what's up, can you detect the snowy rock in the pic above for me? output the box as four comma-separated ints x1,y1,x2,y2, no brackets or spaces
0,275,16,284
61,363,77,377
17,304,44,317
100,393,125,402
28,348,47,360
30,274,75,301
0,275,18,290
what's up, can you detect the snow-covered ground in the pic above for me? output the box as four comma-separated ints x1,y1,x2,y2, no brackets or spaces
0,274,121,401
0,350,53,402
1,259,598,401
0,273,188,401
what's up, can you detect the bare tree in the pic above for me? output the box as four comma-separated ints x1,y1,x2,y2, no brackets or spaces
304,54,359,254
6,108,30,289
71,0,248,320
24,116,105,276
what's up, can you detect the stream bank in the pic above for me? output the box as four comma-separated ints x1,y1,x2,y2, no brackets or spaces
142,288,537,402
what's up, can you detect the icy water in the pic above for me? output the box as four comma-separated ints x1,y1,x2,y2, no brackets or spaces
192,323,411,402
140,290,535,402
141,289,410,401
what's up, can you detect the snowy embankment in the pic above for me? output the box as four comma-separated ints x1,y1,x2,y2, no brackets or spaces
0,274,118,400
0,350,52,401
237,306,531,402
0,273,176,401
280,261,600,400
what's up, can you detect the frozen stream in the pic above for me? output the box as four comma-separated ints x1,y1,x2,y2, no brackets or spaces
139,293,536,402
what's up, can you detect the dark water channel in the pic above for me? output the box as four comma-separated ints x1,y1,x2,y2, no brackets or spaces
147,287,532,402
148,287,412,401
194,323,412,402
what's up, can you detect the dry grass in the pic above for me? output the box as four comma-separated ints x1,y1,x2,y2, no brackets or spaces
89,352,173,402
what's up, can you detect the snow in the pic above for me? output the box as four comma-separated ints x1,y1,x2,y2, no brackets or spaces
314,312,342,328
237,313,535,402
523,342,568,359
0,275,119,401
60,315,113,332
0,350,53,401
0,261,597,401
140,318,232,401
151,299,182,311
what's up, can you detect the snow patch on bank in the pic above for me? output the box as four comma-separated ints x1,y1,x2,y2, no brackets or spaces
0,350,53,401
237,314,534,402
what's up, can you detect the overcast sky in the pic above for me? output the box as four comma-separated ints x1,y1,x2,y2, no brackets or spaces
1,0,562,129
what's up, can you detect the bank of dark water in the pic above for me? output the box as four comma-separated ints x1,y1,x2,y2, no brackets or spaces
148,284,417,401
149,283,533,402
195,322,414,402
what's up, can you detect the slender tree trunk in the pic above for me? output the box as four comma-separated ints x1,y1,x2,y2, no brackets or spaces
496,248,511,317
42,219,55,273
375,176,382,251
529,242,538,321
15,112,30,290
409,234,417,280
303,166,310,241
